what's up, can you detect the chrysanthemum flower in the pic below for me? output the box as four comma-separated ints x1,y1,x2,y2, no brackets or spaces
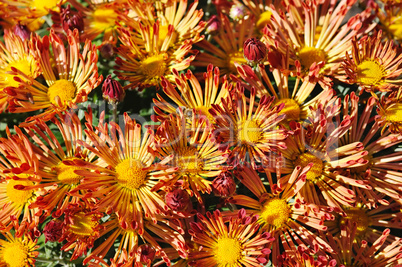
115,20,197,90
227,166,334,266
67,0,127,42
276,95,371,209
340,92,402,207
188,209,273,266
324,221,402,266
262,0,375,87
233,0,277,33
152,65,231,123
153,109,229,202
59,203,103,261
192,14,253,77
377,2,402,42
0,126,41,233
0,30,40,112
84,214,187,266
6,29,102,123
231,51,333,124
338,31,402,93
209,85,287,168
377,87,402,134
74,113,176,230
0,225,39,267
326,201,402,245
23,111,99,218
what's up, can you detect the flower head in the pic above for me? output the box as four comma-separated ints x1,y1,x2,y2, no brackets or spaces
6,29,102,123
102,75,125,104
188,209,273,266
61,5,84,33
43,219,63,243
243,37,267,65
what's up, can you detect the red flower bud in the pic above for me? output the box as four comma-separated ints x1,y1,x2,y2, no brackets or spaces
102,75,125,104
212,171,236,197
243,38,268,64
13,24,31,41
165,188,191,211
100,42,114,59
43,220,63,242
138,244,156,264
206,15,221,35
61,5,84,33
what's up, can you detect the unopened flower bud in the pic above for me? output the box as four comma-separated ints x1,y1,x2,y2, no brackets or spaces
43,220,63,242
206,15,221,35
100,42,114,59
102,75,125,104
138,244,156,264
243,38,267,65
13,24,31,41
61,5,84,33
212,171,236,197
229,4,246,20
165,188,191,211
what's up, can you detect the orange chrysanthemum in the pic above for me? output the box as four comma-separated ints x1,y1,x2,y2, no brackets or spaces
74,113,176,231
188,209,273,266
209,85,287,168
6,29,102,123
339,31,402,93
0,30,40,112
152,65,231,123
154,109,229,202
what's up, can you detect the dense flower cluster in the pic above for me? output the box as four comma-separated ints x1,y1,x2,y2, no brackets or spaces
1,0,402,266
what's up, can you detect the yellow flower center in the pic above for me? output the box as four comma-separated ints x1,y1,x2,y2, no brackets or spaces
298,46,327,70
69,212,98,236
356,60,385,86
238,119,262,144
47,79,76,105
141,54,167,81
177,147,204,174
158,25,178,47
195,106,215,123
1,241,28,267
276,98,301,122
115,159,148,190
256,10,272,31
260,198,290,229
214,237,242,265
2,59,33,88
31,0,59,13
227,52,247,73
55,159,85,185
338,207,370,236
294,152,324,182
385,102,402,123
385,15,402,40
6,179,35,206
91,6,118,31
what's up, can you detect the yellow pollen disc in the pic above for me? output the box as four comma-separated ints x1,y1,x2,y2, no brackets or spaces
356,60,385,86
2,59,33,88
69,212,98,236
158,25,178,48
386,16,402,40
6,179,35,206
256,10,272,31
385,103,402,123
276,98,301,121
115,159,148,190
91,6,118,30
2,241,28,267
339,208,370,236
294,152,323,181
47,79,76,105
260,198,290,228
214,237,243,265
31,0,59,12
55,159,85,185
298,46,327,69
227,52,247,73
141,54,167,80
177,147,204,174
238,119,262,144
